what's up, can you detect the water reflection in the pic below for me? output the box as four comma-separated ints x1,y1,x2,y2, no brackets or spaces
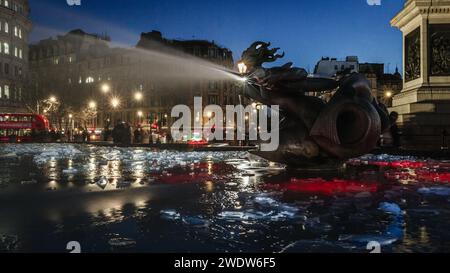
0,144,450,252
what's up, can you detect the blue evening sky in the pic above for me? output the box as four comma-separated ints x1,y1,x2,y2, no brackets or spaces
29,0,405,73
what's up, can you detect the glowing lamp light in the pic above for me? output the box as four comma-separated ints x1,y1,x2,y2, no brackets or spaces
238,62,248,74
385,91,393,98
137,110,143,117
49,96,57,103
111,97,120,108
88,101,97,109
134,91,143,101
68,114,73,119
101,83,111,94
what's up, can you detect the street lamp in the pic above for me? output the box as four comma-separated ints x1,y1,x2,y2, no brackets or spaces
385,91,393,98
137,110,143,124
111,97,120,108
238,62,248,74
134,91,143,102
101,83,111,94
49,96,57,103
68,114,73,119
89,100,97,109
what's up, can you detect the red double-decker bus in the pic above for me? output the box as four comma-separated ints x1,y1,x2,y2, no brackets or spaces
0,113,50,143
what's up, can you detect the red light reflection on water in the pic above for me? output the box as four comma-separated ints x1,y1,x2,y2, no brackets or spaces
348,159,450,183
266,178,378,196
384,169,450,183
349,160,426,169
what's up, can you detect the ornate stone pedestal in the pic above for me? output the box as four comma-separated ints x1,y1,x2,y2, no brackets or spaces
390,0,450,150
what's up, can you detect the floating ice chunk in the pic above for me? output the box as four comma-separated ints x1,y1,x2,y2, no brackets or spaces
108,237,136,248
21,179,37,185
281,240,351,253
218,211,260,221
160,210,181,220
0,234,19,251
96,176,108,189
62,168,78,175
379,202,402,216
418,187,450,196
182,216,210,228
254,196,277,207
0,153,17,159
338,234,398,246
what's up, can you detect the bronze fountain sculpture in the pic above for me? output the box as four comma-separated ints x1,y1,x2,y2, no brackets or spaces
238,42,391,167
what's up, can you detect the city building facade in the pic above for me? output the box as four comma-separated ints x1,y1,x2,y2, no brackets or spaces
0,0,31,112
313,56,402,106
29,30,240,136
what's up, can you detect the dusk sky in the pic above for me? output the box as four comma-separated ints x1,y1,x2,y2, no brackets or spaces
29,0,405,73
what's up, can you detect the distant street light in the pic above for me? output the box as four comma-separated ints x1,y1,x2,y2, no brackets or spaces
385,91,393,98
101,83,111,94
137,110,143,117
238,62,248,74
134,91,143,101
111,97,120,108
49,96,57,103
89,101,97,109
68,114,73,119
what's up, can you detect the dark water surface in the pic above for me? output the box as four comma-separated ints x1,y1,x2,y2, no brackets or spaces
0,144,450,253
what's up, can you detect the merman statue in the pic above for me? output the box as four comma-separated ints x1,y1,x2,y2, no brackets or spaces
238,42,390,167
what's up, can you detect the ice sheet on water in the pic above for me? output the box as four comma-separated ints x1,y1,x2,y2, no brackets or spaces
62,168,79,175
160,209,210,228
0,234,19,251
339,202,404,246
182,216,210,228
0,144,83,164
281,240,353,253
218,194,302,222
108,237,136,249
0,152,18,159
160,209,181,221
96,176,108,189
418,187,450,196
379,202,403,216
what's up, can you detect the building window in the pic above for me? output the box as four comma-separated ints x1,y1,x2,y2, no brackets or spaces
4,1,9,8
86,76,94,83
19,49,22,59
4,63,9,74
4,85,9,99
4,43,9,54
4,22,8,33
14,47,17,57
